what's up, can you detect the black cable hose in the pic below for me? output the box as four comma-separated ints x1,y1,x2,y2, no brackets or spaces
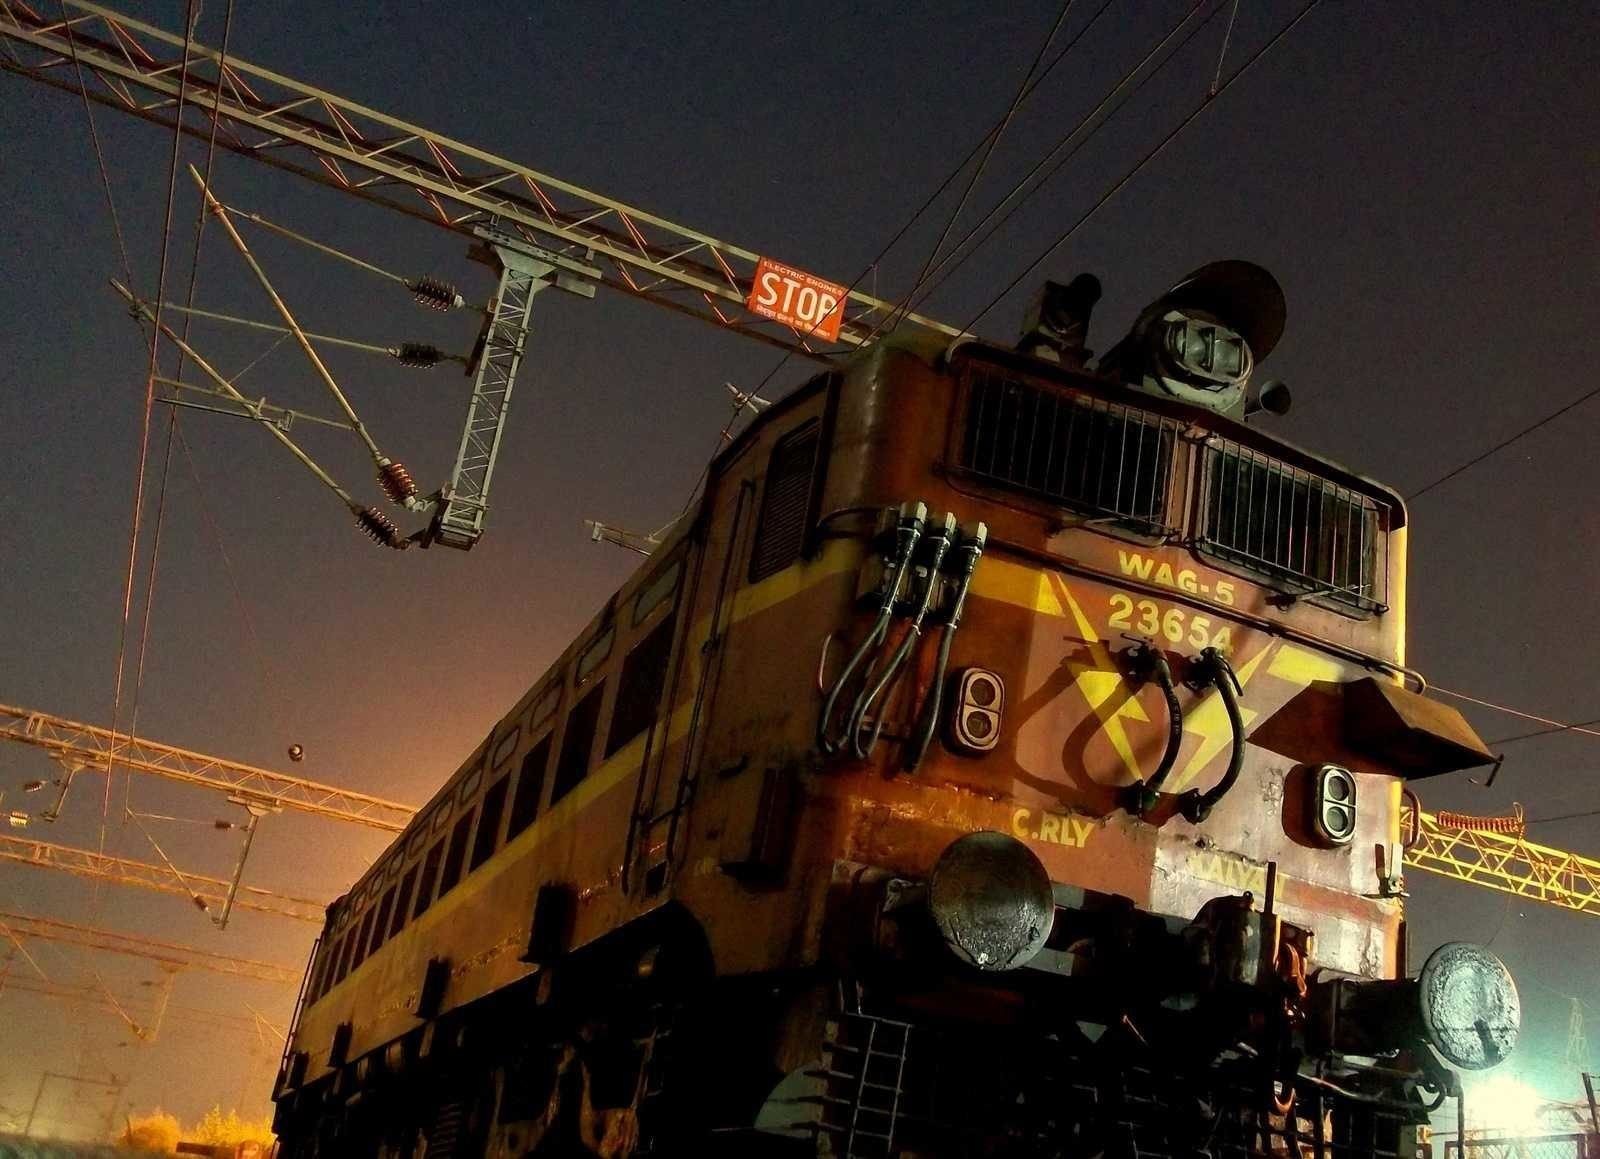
1122,650,1185,815
817,506,925,754
1179,648,1245,823
850,517,955,758
818,618,889,755
905,626,956,773
904,525,986,771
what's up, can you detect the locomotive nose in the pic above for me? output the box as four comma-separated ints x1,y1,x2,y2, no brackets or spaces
928,831,1055,971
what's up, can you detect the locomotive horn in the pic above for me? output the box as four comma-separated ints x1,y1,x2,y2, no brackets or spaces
1019,273,1102,367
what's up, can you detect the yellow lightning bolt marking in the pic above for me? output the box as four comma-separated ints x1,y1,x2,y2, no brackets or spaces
1048,573,1149,782
1166,645,1270,793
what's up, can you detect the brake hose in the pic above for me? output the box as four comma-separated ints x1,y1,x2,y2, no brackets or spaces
1120,646,1184,816
849,513,957,759
1178,648,1246,824
905,523,987,772
817,503,927,754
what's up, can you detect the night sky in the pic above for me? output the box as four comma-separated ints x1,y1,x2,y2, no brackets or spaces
1,0,1596,1137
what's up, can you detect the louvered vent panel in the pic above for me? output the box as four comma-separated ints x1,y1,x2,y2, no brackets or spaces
749,423,820,582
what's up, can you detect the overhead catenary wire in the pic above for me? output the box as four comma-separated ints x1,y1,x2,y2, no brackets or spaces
708,0,1120,453
156,301,460,366
234,208,470,311
1527,807,1600,827
877,0,1078,336
1432,687,1600,744
961,0,1325,336
125,0,242,829
902,0,1220,318
59,0,135,292
187,164,391,468
1404,379,1600,501
113,281,357,507
125,806,214,916
1490,716,1600,748
99,0,198,875
157,376,353,431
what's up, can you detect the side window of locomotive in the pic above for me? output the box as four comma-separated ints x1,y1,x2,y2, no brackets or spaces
605,612,677,758
370,888,396,956
956,369,1178,536
406,822,430,860
526,682,561,734
413,838,445,919
469,774,511,872
552,681,607,805
350,908,377,971
391,866,418,939
490,723,520,777
576,626,614,685
633,557,681,625
329,936,350,988
437,808,476,898
508,733,553,840
749,421,820,583
307,947,332,1003
457,756,485,804
1196,438,1390,614
336,932,356,984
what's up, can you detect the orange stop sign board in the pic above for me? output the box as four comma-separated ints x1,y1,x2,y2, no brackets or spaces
745,257,848,342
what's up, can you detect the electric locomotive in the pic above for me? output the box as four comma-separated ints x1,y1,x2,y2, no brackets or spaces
272,261,1520,1158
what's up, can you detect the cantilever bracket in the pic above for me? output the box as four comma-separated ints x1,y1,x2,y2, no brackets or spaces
425,225,599,550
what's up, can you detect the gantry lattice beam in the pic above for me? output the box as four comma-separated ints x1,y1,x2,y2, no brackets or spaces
0,910,300,984
0,834,326,924
0,975,280,1036
1404,807,1600,918
0,701,416,832
0,1,960,358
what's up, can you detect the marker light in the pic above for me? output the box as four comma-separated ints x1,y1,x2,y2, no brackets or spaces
949,668,1004,754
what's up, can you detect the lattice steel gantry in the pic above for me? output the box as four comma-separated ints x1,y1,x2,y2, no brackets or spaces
1404,806,1600,918
0,833,325,924
0,910,301,984
0,701,416,832
0,0,961,548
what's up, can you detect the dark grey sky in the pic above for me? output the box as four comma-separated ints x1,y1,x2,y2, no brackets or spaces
1,0,1596,1134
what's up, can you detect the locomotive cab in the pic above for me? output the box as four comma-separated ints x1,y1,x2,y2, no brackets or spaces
788,260,1518,1147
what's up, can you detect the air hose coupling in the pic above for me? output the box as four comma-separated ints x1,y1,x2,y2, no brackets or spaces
1120,643,1184,818
1177,647,1245,824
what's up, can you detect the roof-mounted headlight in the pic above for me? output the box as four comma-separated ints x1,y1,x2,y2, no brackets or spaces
1162,313,1251,385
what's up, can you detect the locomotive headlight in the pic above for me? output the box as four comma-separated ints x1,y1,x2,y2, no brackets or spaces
928,831,1054,971
1162,313,1252,386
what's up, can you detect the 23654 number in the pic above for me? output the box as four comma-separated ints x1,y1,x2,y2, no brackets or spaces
1107,593,1233,652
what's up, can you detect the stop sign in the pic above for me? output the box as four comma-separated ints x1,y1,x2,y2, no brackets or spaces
745,257,847,342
